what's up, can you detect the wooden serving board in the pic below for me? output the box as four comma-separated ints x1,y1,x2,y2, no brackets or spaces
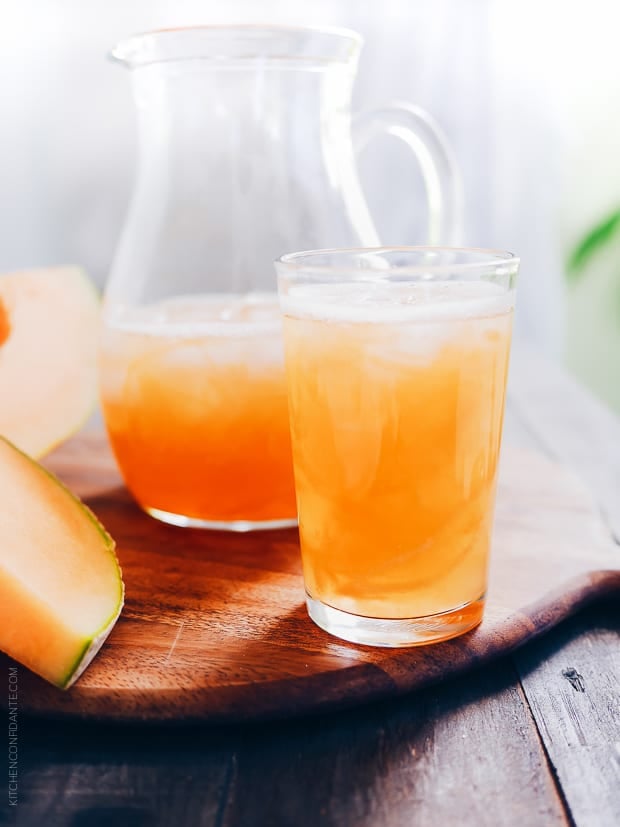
8,431,619,724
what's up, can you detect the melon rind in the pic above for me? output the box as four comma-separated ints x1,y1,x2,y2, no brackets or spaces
61,600,124,689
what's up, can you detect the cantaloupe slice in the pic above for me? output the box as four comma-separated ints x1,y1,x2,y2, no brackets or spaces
0,437,123,688
0,267,100,457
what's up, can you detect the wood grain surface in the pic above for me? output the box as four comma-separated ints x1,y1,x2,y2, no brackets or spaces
4,429,619,724
506,351,620,827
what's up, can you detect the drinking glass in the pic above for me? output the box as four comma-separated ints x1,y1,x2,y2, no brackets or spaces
276,247,518,646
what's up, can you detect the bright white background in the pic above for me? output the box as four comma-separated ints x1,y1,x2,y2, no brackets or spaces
1,0,619,371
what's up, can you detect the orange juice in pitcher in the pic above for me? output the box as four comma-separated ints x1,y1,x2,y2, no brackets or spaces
100,295,296,529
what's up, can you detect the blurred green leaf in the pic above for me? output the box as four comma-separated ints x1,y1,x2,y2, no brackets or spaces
567,207,620,283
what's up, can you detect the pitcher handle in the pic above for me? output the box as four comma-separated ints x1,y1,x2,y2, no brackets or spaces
353,101,463,245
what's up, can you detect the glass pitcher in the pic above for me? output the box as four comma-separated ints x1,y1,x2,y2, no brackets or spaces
99,25,462,531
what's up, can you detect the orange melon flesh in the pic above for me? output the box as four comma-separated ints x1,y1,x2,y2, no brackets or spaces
0,267,100,458
0,297,9,346
0,437,123,688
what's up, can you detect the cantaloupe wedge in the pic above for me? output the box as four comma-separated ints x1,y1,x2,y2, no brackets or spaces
0,267,100,457
0,437,123,688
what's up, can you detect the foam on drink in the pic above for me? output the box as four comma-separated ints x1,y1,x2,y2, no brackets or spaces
104,293,282,338
280,280,514,324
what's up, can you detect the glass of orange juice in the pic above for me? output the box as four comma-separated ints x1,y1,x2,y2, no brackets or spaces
276,247,519,646
99,294,297,530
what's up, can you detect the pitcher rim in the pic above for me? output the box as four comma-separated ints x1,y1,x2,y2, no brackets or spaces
110,24,363,69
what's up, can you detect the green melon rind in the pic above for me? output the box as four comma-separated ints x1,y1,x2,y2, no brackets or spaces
60,593,124,689
0,436,124,689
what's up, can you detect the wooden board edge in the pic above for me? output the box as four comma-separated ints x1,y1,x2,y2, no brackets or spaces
10,568,620,726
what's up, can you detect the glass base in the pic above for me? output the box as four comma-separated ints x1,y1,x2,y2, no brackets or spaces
306,593,485,647
146,506,297,532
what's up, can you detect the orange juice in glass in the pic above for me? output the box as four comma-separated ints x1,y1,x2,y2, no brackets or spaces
99,294,297,530
277,247,518,646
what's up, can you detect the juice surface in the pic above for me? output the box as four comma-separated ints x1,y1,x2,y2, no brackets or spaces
282,281,513,619
100,294,296,525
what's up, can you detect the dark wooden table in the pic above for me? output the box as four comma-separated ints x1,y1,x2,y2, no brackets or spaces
5,349,620,827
